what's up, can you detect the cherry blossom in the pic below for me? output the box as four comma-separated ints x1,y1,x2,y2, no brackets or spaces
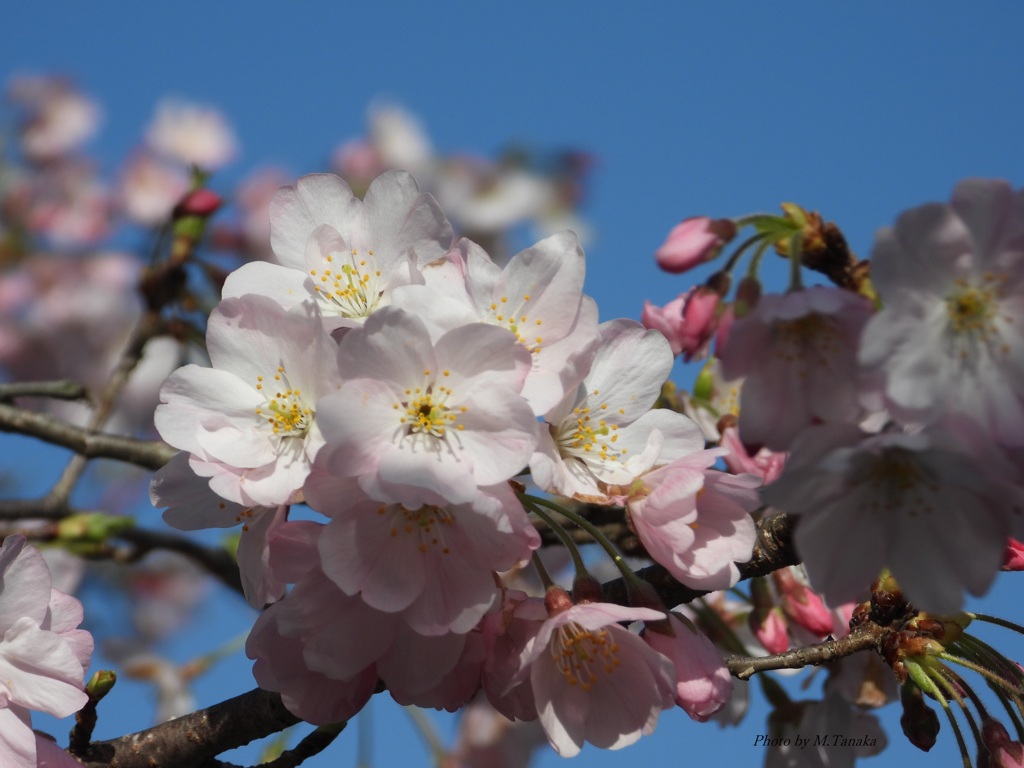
154,294,340,507
315,305,536,506
222,171,452,332
145,98,238,170
624,449,759,590
761,421,1024,613
643,613,732,722
515,600,675,757
8,75,100,161
720,285,874,451
408,232,601,414
0,535,93,768
641,293,688,356
531,320,705,502
308,479,538,635
860,178,1024,446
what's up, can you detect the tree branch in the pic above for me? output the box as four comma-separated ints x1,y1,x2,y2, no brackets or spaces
114,527,243,595
0,380,89,402
726,618,886,680
76,688,301,768
0,402,175,474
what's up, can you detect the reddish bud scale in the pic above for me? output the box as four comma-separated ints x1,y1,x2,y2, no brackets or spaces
544,586,574,616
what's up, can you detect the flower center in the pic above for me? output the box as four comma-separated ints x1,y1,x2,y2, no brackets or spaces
254,366,313,437
486,293,544,354
850,447,938,517
944,274,1009,357
770,313,841,368
550,623,620,692
394,369,467,441
556,389,627,467
309,248,383,319
378,504,455,554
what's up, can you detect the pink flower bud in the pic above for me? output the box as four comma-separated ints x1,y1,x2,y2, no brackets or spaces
679,287,721,361
773,567,834,637
655,217,735,274
1003,539,1024,571
174,188,222,218
750,607,790,655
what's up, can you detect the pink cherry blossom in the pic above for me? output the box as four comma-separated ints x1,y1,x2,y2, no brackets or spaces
643,613,732,722
720,424,787,484
654,216,735,274
516,601,675,757
530,320,705,502
150,453,287,607
719,285,874,451
480,591,547,723
308,478,538,635
860,178,1024,446
641,293,688,356
117,150,190,226
624,449,759,590
679,287,721,361
8,75,100,161
154,294,340,508
223,171,452,332
761,421,1024,613
0,536,93,768
247,600,378,725
315,306,536,506
145,99,237,170
406,233,601,415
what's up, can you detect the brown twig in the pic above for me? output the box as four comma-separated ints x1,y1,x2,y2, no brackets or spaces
114,527,243,595
48,311,167,503
0,402,175,478
0,380,89,402
726,619,886,680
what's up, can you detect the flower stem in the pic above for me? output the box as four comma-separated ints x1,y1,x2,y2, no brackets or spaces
521,497,590,579
521,494,643,589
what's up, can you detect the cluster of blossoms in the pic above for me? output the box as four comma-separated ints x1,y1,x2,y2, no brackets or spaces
149,168,762,756
643,180,1024,766
645,180,1024,616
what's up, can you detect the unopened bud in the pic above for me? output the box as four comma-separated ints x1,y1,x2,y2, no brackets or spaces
85,670,117,703
655,217,736,274
900,684,939,752
173,187,222,219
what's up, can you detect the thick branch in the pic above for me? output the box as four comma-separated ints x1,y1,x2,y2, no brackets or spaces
0,402,175,474
77,688,301,768
726,619,886,680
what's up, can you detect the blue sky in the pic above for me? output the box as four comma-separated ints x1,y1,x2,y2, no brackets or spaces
5,2,1024,766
